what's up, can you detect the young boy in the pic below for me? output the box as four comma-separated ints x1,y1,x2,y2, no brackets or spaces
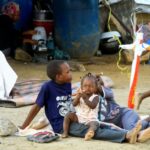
20,60,72,133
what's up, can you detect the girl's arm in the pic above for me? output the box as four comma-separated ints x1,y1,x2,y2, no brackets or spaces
83,95,99,109
72,93,81,106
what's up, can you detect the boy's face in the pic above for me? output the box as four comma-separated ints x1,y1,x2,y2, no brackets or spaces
57,63,72,83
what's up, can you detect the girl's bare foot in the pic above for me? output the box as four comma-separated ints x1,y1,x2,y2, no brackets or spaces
126,120,142,144
134,93,142,110
138,127,150,143
84,130,94,141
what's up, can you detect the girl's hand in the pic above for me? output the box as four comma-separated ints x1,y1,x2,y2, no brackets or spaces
76,88,83,97
72,88,81,97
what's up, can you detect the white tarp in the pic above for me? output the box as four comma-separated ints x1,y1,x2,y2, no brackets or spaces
135,0,150,5
99,0,121,4
0,51,18,99
105,0,150,5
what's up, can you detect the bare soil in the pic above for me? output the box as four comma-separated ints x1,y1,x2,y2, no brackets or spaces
0,54,150,150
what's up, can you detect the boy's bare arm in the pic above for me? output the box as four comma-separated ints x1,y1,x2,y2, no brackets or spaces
20,104,41,129
83,95,99,109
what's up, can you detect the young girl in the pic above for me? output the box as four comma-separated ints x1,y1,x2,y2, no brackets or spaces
62,73,102,140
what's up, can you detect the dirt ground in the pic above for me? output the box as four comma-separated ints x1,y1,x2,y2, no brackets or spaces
0,54,150,150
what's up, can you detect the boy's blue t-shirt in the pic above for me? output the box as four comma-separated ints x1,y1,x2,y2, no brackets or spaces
36,80,72,133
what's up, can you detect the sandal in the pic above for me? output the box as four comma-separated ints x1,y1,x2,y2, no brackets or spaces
27,131,59,143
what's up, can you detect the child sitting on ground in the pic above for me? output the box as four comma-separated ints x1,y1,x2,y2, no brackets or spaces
20,60,72,133
62,73,99,140
62,73,121,140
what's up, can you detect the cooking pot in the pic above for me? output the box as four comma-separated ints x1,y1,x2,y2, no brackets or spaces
99,31,121,54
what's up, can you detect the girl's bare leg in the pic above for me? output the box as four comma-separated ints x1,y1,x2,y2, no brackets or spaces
84,121,99,141
62,112,78,138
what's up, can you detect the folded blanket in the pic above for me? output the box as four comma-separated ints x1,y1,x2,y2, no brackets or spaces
0,80,45,108
15,116,53,137
15,124,53,137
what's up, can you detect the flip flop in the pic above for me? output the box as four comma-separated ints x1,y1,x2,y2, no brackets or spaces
27,131,59,143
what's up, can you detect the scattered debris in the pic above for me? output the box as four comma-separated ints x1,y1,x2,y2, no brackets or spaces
68,61,86,72
121,50,150,64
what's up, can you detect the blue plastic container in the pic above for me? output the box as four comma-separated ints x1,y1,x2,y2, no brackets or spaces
53,0,100,58
15,0,33,30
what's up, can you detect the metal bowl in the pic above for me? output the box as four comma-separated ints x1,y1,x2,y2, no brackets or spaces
33,10,53,20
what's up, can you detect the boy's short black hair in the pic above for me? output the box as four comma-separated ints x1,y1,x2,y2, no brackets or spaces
47,60,66,80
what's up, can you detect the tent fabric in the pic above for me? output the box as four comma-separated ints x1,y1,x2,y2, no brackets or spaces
135,0,150,5
0,51,18,99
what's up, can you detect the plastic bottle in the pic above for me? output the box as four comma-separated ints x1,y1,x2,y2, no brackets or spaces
47,32,54,50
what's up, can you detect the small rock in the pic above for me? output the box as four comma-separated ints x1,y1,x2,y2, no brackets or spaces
0,118,18,136
68,61,86,72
